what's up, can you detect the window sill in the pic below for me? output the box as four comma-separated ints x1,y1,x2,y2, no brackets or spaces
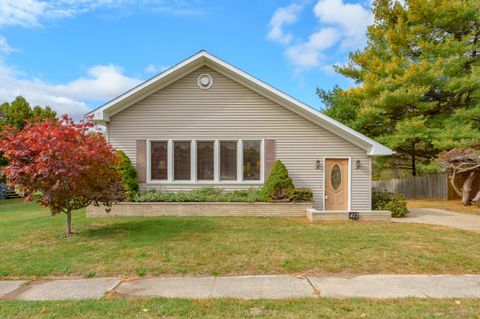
146,180,264,185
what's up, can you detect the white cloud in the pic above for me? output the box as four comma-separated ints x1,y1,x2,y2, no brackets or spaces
285,27,340,68
313,0,373,48
144,64,170,74
0,0,205,28
268,0,373,70
0,36,17,53
0,62,142,120
267,3,304,45
0,0,46,27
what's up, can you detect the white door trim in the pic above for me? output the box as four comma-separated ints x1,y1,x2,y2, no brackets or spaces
322,156,352,212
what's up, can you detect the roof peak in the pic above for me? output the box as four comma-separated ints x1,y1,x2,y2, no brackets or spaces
85,51,392,156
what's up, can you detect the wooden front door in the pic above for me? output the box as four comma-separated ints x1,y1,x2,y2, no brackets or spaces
325,159,349,210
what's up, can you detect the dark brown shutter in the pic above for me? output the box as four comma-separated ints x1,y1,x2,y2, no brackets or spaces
264,139,276,179
136,140,147,183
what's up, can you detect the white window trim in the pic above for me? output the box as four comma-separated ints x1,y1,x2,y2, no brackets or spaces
237,140,243,183
147,139,264,185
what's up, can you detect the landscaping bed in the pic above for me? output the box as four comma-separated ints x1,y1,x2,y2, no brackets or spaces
87,187,313,218
87,201,312,217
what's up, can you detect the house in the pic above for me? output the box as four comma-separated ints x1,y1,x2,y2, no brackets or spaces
86,51,392,211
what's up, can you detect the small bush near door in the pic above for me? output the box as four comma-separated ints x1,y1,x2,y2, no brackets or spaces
289,188,313,202
372,188,408,217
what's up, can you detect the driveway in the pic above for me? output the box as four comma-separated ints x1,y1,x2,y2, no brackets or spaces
393,208,480,232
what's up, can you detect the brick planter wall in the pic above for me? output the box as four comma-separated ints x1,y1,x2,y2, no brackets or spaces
86,202,313,218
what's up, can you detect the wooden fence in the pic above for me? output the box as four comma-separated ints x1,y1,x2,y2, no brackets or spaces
373,174,450,200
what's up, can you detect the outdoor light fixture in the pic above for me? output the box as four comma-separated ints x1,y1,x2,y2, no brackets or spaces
315,159,321,169
356,160,361,169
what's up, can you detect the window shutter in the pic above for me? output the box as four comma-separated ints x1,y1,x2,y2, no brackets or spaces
136,140,147,183
264,139,276,179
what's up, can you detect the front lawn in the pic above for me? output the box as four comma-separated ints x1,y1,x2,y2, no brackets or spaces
1,200,480,278
408,199,480,216
1,298,479,319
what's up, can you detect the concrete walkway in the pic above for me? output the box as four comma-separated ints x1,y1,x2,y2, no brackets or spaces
393,208,480,232
1,275,480,300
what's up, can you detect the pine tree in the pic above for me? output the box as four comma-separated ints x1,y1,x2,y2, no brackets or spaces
318,0,480,176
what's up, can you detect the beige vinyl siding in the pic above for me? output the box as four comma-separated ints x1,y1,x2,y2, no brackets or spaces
108,66,371,210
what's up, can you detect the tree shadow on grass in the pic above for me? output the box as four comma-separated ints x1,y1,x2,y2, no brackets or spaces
82,217,219,240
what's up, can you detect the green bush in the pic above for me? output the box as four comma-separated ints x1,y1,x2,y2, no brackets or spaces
289,188,313,202
116,150,139,200
133,187,264,203
262,160,295,201
372,188,408,217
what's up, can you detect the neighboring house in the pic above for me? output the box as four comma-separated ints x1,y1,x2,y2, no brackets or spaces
86,51,392,210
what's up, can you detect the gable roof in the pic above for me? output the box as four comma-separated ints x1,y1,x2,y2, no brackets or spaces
86,51,392,156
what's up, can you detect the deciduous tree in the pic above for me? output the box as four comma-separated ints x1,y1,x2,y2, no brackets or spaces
439,148,480,207
0,116,124,236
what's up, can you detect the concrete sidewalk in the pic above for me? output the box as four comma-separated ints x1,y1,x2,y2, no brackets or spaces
1,274,480,300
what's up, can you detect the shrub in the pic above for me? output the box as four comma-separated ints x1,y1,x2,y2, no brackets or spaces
372,188,408,217
290,188,313,202
116,150,139,200
262,160,295,201
133,187,264,203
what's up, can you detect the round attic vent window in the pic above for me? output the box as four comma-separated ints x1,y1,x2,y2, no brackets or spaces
197,74,213,89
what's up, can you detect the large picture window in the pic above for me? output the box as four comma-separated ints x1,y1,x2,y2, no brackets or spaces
174,141,191,180
151,141,168,180
197,141,214,180
149,139,262,183
220,141,237,181
243,140,261,180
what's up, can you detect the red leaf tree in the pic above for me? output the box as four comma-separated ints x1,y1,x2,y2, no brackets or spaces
0,115,124,236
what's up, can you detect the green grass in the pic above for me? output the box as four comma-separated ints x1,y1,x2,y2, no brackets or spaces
1,200,480,278
1,298,479,318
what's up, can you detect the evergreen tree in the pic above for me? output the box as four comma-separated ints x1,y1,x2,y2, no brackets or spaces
318,0,480,176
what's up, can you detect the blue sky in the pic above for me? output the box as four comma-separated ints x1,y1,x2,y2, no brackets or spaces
0,0,373,119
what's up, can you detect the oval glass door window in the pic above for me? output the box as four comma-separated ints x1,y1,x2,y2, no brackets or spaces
331,164,341,191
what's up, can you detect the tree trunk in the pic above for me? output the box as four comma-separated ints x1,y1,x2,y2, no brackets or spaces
66,209,72,236
411,143,416,176
449,172,463,198
461,171,478,206
472,190,480,208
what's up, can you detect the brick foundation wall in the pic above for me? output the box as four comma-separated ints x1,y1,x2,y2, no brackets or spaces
87,202,313,217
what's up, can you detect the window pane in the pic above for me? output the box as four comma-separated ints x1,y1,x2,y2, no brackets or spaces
220,141,237,180
174,141,191,180
243,141,261,180
151,141,168,180
197,141,214,180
